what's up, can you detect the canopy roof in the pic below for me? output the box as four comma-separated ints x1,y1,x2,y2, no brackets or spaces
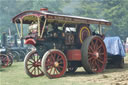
12,10,111,26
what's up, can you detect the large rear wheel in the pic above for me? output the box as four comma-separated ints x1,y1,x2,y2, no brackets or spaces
24,49,44,77
81,36,107,73
42,49,67,78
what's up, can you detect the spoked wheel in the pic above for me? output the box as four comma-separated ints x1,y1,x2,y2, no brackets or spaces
81,36,107,73
42,49,67,79
67,67,77,73
0,54,9,68
7,53,13,66
24,49,44,77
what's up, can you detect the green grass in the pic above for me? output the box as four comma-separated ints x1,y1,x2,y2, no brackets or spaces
1,53,128,85
0,62,105,85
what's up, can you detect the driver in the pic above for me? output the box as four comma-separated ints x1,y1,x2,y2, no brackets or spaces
46,23,65,39
47,23,58,38
29,22,38,34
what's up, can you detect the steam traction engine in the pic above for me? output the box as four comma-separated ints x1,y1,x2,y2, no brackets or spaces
0,33,13,67
12,8,111,78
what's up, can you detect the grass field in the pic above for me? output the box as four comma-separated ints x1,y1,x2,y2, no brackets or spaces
0,62,99,85
0,53,128,85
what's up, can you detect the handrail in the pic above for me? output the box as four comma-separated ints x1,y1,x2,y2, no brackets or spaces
20,19,23,38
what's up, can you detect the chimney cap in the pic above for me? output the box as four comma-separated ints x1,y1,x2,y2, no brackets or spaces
40,8,48,11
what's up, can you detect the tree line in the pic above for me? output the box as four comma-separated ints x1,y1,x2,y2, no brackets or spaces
0,0,128,41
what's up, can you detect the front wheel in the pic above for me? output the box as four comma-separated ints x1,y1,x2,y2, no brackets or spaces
42,49,67,78
81,36,107,73
24,49,44,77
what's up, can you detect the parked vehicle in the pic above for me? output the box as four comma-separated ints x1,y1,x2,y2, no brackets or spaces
12,8,111,78
1,32,30,62
0,46,13,67
104,37,126,68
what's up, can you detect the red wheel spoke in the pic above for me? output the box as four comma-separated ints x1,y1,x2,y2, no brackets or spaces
89,45,94,52
94,39,98,50
52,53,56,57
94,61,100,70
28,60,34,64
51,54,55,62
49,67,53,74
45,62,53,66
55,70,59,74
31,55,35,62
88,56,94,61
59,61,63,64
34,67,36,75
57,58,62,62
91,40,95,50
88,52,94,55
47,57,52,63
2,57,6,61
27,64,33,66
31,67,35,74
57,67,61,72
33,55,36,61
37,67,43,73
89,59,95,66
36,55,40,62
57,56,60,61
99,53,104,56
53,68,57,75
37,67,39,75
47,66,53,71
96,44,102,51
29,57,35,62
58,65,63,69
98,56,103,60
28,65,33,70
97,58,104,64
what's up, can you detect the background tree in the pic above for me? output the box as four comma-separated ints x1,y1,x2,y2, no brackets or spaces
0,0,128,41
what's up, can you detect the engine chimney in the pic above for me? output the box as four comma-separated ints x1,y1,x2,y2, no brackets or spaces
1,32,7,47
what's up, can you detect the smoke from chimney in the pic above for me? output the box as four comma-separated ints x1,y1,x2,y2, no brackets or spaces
62,0,80,15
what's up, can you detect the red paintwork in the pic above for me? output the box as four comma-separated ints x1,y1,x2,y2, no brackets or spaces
66,49,81,61
25,39,36,46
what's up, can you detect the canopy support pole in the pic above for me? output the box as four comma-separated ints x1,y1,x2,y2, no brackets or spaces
98,24,102,35
20,19,23,38
38,17,40,37
15,22,21,39
40,19,47,38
